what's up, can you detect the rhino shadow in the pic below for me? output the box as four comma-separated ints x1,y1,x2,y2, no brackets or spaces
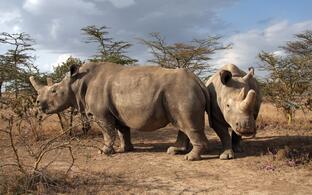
83,126,312,159
129,133,312,160
233,134,312,159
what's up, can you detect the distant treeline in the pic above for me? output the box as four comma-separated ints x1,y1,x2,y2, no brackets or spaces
0,26,311,123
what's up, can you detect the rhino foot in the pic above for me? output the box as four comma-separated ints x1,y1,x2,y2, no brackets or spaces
116,144,134,153
167,146,188,155
184,151,201,161
219,149,234,160
99,145,115,155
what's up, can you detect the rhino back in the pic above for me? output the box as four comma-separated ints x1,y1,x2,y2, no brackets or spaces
80,64,207,131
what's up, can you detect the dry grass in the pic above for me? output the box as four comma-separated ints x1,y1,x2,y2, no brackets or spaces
0,102,311,194
257,102,312,130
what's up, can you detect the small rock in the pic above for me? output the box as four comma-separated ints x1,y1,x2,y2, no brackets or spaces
276,146,290,160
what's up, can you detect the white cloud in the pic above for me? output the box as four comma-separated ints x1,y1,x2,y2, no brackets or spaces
272,50,286,57
94,0,136,8
0,10,21,24
0,10,22,33
13,0,237,71
108,0,136,8
51,53,72,69
23,0,100,15
34,51,85,72
23,0,42,13
214,20,312,71
50,19,61,39
12,25,21,33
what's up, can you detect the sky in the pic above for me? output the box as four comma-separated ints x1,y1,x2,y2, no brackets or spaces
0,0,311,76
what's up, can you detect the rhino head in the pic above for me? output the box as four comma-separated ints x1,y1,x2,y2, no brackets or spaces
29,64,79,114
218,68,257,137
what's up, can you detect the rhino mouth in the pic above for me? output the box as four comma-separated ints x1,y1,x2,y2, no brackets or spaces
38,102,49,114
39,106,50,114
233,129,256,138
242,131,256,138
39,103,55,114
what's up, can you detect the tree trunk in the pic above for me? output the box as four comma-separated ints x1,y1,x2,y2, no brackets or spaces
14,80,18,99
0,81,2,98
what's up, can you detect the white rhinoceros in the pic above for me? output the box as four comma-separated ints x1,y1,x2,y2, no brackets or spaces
30,62,211,161
205,64,262,159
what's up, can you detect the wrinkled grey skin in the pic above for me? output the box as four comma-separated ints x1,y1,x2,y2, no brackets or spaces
205,64,261,160
30,62,211,161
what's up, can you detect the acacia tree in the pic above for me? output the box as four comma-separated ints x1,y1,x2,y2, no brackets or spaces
259,30,312,124
282,30,312,111
139,32,230,79
0,55,11,97
0,32,38,98
81,25,137,65
50,56,83,82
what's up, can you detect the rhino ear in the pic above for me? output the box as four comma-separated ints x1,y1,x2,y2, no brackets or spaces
243,67,254,81
46,77,53,86
220,70,232,85
70,64,80,77
29,76,43,91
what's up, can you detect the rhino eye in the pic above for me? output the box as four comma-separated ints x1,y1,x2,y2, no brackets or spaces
226,104,230,107
51,89,56,93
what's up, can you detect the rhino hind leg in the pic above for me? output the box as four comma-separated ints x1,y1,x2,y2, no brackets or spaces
116,125,134,153
182,129,208,161
167,130,191,155
232,131,243,153
168,111,208,161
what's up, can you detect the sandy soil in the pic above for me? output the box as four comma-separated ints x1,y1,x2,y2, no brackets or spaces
1,119,311,194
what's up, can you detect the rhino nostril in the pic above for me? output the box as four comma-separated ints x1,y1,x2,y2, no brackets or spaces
36,100,40,105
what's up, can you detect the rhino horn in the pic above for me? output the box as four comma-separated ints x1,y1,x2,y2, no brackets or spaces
240,89,256,111
47,77,53,86
243,67,254,81
29,76,43,91
238,87,245,100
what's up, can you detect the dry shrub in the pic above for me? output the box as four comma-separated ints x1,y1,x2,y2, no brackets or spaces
257,102,312,130
0,114,76,194
275,146,312,167
0,94,44,141
260,145,312,172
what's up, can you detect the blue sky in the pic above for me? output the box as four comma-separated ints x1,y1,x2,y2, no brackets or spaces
220,0,312,32
0,0,311,76
212,0,312,72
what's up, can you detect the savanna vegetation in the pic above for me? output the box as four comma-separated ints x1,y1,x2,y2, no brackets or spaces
0,26,311,194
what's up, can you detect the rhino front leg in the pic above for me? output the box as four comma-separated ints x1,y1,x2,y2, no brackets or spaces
116,125,134,153
96,120,116,155
81,113,91,135
167,130,190,155
232,131,243,153
212,123,234,160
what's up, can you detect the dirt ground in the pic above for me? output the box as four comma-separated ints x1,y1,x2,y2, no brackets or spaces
1,117,312,194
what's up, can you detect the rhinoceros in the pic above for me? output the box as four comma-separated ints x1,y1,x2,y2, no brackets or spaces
205,64,261,159
29,62,211,161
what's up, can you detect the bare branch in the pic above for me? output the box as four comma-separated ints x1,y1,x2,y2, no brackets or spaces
139,32,229,79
